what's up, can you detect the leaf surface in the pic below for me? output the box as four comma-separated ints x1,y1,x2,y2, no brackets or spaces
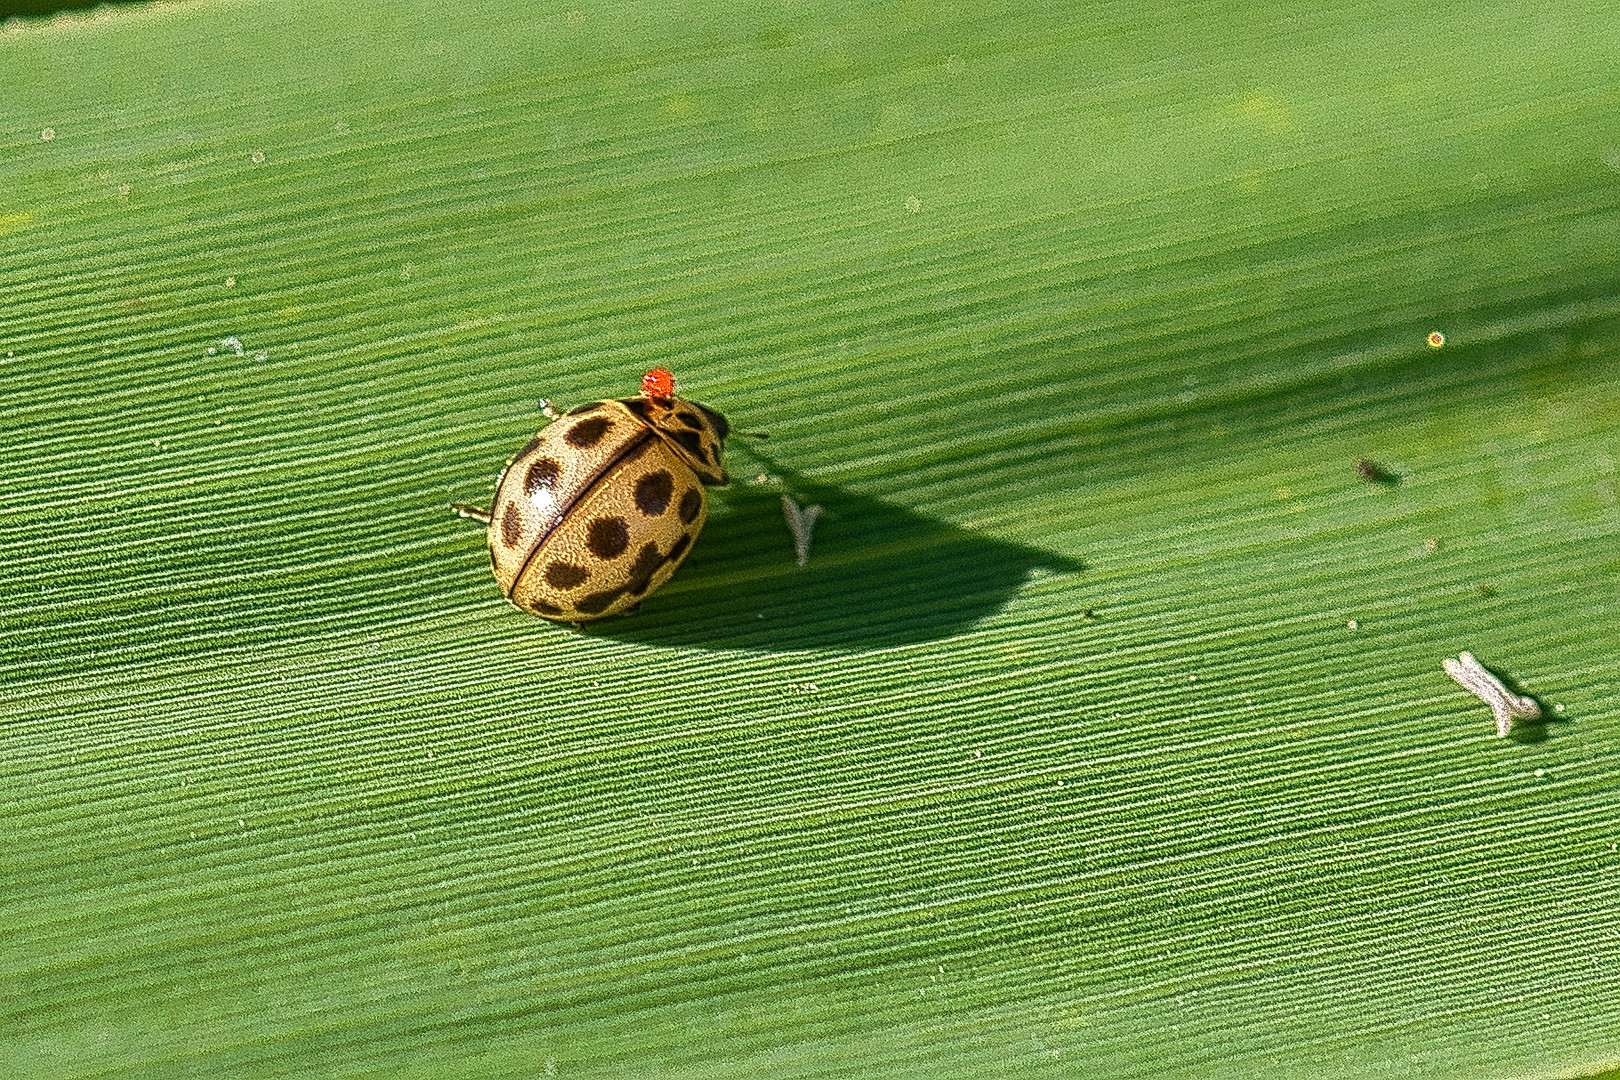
3,2,1619,1077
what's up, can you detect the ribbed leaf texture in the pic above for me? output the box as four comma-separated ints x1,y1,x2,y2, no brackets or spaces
3,1,1618,1077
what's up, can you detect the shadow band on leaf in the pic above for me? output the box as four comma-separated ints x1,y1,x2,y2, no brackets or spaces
584,452,1085,651
0,0,146,16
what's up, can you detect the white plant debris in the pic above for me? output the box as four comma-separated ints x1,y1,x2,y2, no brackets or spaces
781,494,822,568
1442,651,1541,737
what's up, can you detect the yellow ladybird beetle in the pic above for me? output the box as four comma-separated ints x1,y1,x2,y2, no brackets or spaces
453,368,730,620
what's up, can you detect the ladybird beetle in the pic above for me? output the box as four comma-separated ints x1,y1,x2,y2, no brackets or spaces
453,368,730,620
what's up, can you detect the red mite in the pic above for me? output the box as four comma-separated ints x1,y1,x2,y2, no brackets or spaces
641,367,676,398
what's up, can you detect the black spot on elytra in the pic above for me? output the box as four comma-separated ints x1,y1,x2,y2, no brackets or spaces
635,470,674,516
669,428,709,463
678,488,702,524
500,503,523,547
576,586,626,614
565,402,604,416
586,516,630,559
627,541,665,596
545,562,590,589
565,416,613,448
524,457,561,496
665,532,692,563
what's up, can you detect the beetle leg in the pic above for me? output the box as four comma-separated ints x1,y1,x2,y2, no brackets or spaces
451,503,491,524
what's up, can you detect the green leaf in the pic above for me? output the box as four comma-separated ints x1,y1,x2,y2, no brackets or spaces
4,1,1619,1077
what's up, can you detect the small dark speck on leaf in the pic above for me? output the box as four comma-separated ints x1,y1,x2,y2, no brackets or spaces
1356,458,1400,485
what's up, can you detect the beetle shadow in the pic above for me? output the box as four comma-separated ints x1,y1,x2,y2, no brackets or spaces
582,453,1086,651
